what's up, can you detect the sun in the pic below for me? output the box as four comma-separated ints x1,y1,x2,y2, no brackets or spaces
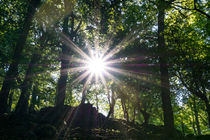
60,33,139,103
87,54,107,75
61,34,129,86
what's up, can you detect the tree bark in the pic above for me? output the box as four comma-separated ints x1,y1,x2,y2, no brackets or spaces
121,98,129,122
8,92,14,112
0,0,41,114
15,53,39,114
158,0,174,135
55,15,70,107
190,102,197,135
29,85,39,112
132,107,136,123
55,0,77,107
204,99,210,128
96,92,99,111
107,90,116,119
193,96,201,135
81,87,87,104
181,117,185,135
140,109,150,125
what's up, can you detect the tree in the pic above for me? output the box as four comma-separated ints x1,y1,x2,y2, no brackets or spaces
0,0,41,114
165,1,210,127
157,0,175,135
15,33,47,114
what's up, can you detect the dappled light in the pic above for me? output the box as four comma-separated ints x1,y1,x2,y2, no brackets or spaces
0,0,209,140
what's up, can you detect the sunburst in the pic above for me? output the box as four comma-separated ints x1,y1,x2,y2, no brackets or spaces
60,33,148,101
72,49,112,87
61,33,119,86
86,51,107,75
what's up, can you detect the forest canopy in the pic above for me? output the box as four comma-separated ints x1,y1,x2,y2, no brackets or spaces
0,0,209,139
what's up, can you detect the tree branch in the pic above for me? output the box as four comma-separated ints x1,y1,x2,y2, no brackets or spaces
172,0,210,19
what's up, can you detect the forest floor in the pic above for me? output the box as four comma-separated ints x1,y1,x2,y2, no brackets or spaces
0,103,209,140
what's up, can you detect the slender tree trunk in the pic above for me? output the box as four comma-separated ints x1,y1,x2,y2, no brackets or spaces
121,98,129,122
190,103,197,135
132,107,136,123
55,14,70,107
55,0,76,107
81,87,87,104
0,0,41,114
158,0,174,135
8,92,14,112
193,91,210,128
107,90,116,119
29,85,39,112
179,72,210,128
204,100,210,128
192,68,210,128
15,53,38,114
56,52,69,106
140,109,150,125
15,33,45,114
181,117,185,135
193,96,201,135
96,93,99,111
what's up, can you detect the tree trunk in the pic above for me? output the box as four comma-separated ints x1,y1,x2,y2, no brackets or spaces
81,87,87,104
158,0,174,135
107,90,116,119
179,72,210,128
0,0,41,114
192,68,210,128
193,96,201,135
15,53,38,114
96,93,99,111
181,119,185,135
190,103,197,135
55,15,70,107
29,85,39,112
55,0,75,107
204,99,210,128
192,91,210,128
8,92,14,112
132,107,136,123
121,98,129,122
140,109,150,125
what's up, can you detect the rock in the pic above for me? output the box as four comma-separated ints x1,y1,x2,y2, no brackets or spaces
35,124,57,140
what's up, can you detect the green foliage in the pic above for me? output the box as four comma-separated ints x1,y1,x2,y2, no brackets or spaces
0,0,209,138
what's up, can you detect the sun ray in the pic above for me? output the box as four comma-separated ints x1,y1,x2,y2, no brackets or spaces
68,67,87,73
106,67,160,86
99,72,107,89
105,56,147,65
72,71,90,84
81,73,93,103
61,33,91,61
100,37,114,58
103,70,121,85
104,58,122,65
106,67,132,77
70,57,88,64
102,36,135,61
58,32,157,96
82,73,93,93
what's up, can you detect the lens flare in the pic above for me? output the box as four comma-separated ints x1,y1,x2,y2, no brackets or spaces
87,53,107,75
